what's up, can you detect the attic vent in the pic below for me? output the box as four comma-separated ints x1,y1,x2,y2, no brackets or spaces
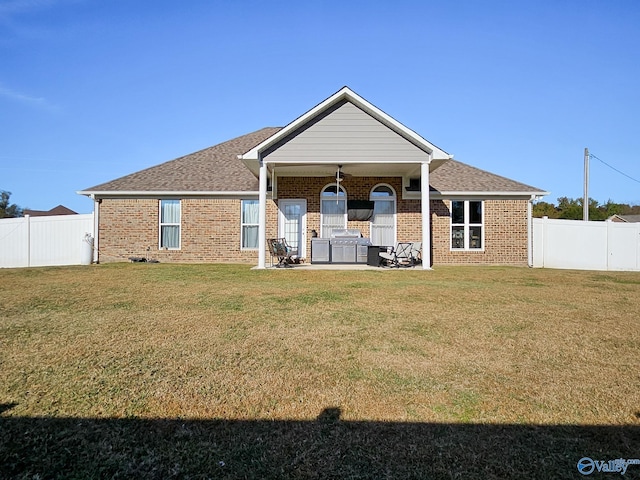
405,178,421,192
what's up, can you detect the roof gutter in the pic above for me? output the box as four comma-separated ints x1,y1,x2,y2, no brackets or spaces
432,190,550,197
77,190,259,197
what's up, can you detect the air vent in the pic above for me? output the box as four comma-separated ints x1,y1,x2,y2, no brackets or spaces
405,178,421,192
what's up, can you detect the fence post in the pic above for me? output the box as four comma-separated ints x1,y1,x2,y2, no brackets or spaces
25,214,31,268
541,216,547,268
637,223,640,271
606,220,612,271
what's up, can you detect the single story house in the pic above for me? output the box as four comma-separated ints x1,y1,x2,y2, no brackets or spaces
79,87,548,269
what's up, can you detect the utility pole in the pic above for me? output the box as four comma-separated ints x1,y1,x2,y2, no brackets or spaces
583,147,589,221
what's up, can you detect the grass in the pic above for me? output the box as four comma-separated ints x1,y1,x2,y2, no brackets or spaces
1,263,639,479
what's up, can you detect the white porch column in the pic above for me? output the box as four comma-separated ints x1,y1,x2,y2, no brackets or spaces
421,159,432,270
257,159,268,269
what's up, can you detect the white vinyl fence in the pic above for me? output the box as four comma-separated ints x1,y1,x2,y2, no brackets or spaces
0,214,94,268
533,217,640,271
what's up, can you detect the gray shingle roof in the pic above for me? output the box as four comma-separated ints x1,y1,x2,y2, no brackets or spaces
430,159,544,193
83,127,282,193
618,214,640,223
82,127,544,195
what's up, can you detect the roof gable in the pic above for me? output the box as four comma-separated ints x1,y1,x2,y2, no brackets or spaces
240,86,451,165
261,100,431,164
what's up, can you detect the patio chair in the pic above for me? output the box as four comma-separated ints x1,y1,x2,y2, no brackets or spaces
379,242,419,268
410,241,422,265
267,238,295,268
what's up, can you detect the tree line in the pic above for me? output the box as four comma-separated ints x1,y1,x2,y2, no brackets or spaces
533,197,640,221
0,191,23,218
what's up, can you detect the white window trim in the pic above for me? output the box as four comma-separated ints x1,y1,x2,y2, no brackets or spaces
240,199,259,250
159,199,181,250
370,183,397,247
320,184,347,238
450,200,485,251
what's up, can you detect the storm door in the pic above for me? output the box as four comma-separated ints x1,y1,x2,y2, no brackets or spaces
278,199,307,258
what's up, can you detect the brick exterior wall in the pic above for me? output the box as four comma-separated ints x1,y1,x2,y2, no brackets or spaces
97,178,529,266
98,198,274,264
431,198,529,265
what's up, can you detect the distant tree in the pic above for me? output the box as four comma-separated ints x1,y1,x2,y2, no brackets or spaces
557,197,583,220
0,191,24,218
532,201,559,218
599,199,625,218
533,196,640,221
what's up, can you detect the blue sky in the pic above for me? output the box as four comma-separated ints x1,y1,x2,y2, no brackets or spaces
1,0,639,214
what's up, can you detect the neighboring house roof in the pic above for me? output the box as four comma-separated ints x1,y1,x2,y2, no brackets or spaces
24,205,77,216
80,127,281,194
608,214,640,223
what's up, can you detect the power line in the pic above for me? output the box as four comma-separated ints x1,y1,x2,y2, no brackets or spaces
589,153,640,185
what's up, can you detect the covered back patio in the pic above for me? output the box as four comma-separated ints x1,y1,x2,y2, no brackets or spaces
239,87,452,270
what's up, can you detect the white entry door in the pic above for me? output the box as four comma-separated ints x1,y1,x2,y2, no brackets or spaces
279,199,307,259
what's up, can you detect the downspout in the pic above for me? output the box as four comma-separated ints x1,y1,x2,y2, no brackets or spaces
421,158,432,270
92,194,100,264
527,195,533,267
257,158,268,269
26,214,31,267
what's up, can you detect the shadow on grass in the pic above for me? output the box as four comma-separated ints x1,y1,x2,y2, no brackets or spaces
1,405,639,479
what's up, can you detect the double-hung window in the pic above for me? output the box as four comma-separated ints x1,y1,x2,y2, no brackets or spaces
241,200,259,249
159,199,181,249
451,200,483,250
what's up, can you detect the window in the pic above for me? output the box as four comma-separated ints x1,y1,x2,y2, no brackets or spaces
451,200,483,250
159,199,181,249
370,184,396,247
241,200,259,249
320,184,346,237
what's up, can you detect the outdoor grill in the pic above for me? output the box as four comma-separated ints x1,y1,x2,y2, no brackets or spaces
329,229,371,263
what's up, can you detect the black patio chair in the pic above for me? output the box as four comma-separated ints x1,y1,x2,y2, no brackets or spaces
268,238,294,268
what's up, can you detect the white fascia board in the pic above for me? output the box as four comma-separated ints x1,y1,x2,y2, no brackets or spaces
403,190,549,201
429,190,550,199
77,190,259,198
240,87,354,161
240,86,452,162
346,90,451,160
